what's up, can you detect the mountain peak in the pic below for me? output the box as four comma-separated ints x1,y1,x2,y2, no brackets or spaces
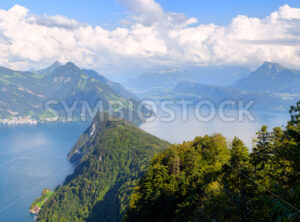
50,62,82,80
51,61,61,67
232,61,300,94
65,61,77,68
35,61,62,74
57,62,81,72
44,61,62,70
260,61,285,72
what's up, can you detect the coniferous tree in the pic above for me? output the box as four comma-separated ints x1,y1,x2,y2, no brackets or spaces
126,102,300,222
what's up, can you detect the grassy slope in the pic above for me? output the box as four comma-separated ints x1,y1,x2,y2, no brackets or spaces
0,63,143,124
30,189,54,210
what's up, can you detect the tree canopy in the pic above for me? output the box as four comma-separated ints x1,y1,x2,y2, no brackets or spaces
126,102,300,222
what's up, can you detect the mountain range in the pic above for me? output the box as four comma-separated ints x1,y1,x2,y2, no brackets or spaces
125,68,187,92
0,62,144,125
27,61,300,221
132,62,300,112
173,82,298,111
2,61,297,123
125,66,251,92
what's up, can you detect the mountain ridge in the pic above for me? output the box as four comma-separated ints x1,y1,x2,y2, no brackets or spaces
232,62,300,94
0,62,145,125
36,113,170,221
125,66,251,94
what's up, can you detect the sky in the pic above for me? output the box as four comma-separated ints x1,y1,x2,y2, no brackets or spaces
1,0,299,27
0,0,299,75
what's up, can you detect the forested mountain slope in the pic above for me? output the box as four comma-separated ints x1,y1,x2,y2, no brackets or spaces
126,103,300,222
37,113,170,221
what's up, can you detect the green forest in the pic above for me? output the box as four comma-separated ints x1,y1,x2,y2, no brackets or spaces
125,102,300,221
36,102,300,221
37,114,170,222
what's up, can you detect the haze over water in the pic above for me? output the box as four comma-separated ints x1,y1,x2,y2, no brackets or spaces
141,106,290,148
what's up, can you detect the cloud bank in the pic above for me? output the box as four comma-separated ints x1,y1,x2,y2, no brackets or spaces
0,1,299,72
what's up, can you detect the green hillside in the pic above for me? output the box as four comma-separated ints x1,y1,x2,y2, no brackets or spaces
0,62,145,125
36,103,300,221
37,113,170,221
125,103,300,222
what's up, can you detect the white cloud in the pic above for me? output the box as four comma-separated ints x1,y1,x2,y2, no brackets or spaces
0,2,299,72
32,15,81,29
118,0,164,26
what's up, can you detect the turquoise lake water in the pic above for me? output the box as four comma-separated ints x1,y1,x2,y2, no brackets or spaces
0,122,89,222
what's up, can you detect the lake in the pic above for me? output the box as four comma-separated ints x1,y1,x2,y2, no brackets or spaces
0,122,89,222
140,105,290,148
0,107,289,221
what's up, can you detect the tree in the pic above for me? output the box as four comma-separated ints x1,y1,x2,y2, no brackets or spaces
251,125,272,173
219,137,252,221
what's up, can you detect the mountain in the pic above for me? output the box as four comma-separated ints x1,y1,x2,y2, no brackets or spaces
140,82,299,112
125,66,251,95
0,62,145,125
128,62,300,113
33,61,62,75
36,113,170,221
173,82,242,101
82,69,137,100
173,82,299,111
186,65,251,86
232,62,300,94
125,68,187,92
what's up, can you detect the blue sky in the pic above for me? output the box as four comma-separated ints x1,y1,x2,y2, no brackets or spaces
0,0,299,75
0,0,300,28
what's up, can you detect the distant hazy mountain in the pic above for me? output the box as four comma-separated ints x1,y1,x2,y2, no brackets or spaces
130,62,299,112
125,68,187,91
37,113,170,221
140,81,298,112
175,82,296,110
33,61,62,75
232,62,300,94
0,62,144,124
186,65,251,86
82,69,137,100
125,66,251,94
